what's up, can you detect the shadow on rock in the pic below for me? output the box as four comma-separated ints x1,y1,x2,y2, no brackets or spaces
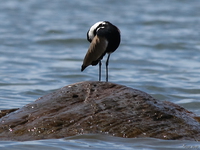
0,81,200,141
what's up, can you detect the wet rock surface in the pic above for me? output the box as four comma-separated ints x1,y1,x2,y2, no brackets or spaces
0,81,200,141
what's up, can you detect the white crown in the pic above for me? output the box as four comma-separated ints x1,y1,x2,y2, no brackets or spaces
88,21,104,41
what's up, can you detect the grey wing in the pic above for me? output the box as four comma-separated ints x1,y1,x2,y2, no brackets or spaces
81,35,108,71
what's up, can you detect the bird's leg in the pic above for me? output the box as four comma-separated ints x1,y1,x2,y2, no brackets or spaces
106,53,111,82
99,60,102,81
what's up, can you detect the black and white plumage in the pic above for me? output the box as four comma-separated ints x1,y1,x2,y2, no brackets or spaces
81,21,121,82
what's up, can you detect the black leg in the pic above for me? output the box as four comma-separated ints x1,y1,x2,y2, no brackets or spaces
106,54,111,82
99,61,102,81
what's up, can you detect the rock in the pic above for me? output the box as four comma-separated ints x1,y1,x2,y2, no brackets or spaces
0,81,200,141
0,109,19,119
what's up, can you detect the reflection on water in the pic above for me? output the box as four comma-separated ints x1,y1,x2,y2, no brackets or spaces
0,0,200,149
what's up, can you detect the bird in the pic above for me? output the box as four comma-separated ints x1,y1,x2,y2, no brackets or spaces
81,21,121,82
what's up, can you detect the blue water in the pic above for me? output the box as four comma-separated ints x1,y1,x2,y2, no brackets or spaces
1,135,200,150
0,0,200,149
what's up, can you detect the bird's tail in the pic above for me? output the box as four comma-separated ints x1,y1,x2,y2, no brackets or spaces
81,65,87,71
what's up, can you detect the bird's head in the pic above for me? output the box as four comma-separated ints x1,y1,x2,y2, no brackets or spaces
87,21,110,42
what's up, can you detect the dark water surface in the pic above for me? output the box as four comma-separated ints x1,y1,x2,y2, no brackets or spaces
0,0,200,149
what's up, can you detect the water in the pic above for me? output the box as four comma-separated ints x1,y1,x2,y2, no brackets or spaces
0,134,200,150
0,0,200,149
